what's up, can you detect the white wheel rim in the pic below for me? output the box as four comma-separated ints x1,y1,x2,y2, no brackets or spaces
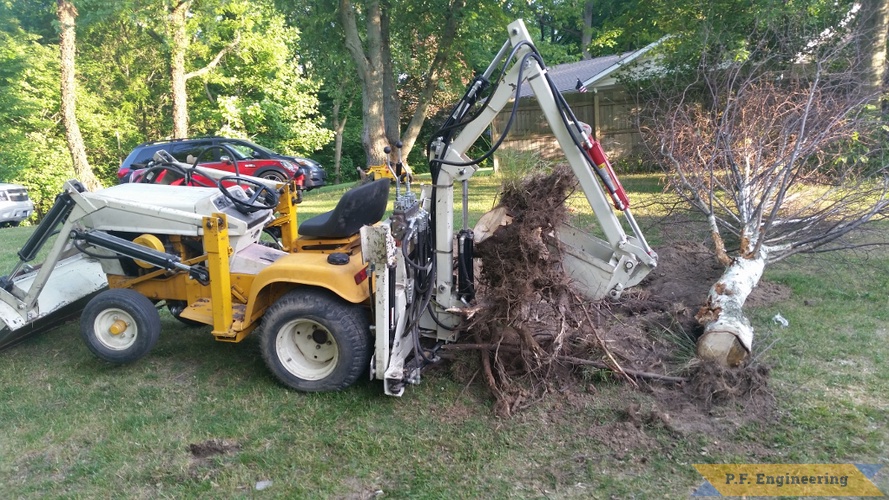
275,319,338,381
93,307,138,351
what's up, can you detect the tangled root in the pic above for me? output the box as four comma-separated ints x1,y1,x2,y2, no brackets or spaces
464,165,631,416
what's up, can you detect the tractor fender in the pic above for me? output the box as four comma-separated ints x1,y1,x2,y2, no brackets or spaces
243,251,370,321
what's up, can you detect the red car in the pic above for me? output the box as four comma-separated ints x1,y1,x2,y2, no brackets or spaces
117,140,303,185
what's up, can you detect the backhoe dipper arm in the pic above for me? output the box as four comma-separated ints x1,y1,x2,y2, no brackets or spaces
428,19,657,316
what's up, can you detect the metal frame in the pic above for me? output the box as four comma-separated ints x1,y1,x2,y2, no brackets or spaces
427,19,657,334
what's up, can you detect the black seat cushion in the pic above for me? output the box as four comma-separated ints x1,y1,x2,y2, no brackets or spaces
298,179,390,239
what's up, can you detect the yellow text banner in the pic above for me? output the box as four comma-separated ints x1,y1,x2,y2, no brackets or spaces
693,463,884,497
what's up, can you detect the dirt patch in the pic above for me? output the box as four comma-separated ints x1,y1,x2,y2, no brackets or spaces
458,166,789,447
187,438,241,478
188,438,241,459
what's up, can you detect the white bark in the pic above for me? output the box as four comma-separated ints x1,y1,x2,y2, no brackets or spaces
696,254,766,366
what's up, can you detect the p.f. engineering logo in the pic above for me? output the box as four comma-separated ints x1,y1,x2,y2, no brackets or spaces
693,464,885,496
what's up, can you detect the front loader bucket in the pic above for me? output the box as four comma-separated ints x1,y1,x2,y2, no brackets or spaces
0,292,99,351
0,181,108,350
0,253,107,351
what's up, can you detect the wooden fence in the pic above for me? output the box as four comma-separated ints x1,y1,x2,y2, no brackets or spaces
490,86,643,165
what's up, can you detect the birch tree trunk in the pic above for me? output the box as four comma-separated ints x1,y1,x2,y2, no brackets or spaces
695,254,766,366
57,0,101,191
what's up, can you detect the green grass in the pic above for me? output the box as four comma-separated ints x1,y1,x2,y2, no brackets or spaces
0,173,887,497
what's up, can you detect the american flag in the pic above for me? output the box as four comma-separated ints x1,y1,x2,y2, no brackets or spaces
575,78,588,93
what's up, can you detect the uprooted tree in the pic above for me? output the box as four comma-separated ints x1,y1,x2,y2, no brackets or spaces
462,166,649,417
640,9,889,366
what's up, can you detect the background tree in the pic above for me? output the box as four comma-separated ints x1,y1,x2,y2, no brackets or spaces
0,18,74,215
296,0,509,167
169,0,240,138
640,4,889,365
186,0,332,154
56,0,101,190
858,0,889,96
337,0,393,165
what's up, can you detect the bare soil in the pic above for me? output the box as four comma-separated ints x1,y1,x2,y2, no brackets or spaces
188,438,241,459
457,166,790,455
188,438,241,477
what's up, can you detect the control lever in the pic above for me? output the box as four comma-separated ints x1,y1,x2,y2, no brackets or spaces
384,146,400,199
394,141,411,194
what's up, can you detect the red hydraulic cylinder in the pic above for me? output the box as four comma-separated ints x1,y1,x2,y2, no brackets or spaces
584,140,630,211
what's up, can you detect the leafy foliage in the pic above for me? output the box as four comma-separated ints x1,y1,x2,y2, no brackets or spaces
184,0,333,156
0,26,73,218
0,0,880,213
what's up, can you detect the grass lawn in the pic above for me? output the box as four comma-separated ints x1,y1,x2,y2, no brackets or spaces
0,173,887,498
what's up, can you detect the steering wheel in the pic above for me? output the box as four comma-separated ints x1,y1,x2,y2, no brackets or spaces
218,176,279,213
138,162,190,185
137,162,218,187
191,144,241,173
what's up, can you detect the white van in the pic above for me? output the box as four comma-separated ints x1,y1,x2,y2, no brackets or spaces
0,183,35,226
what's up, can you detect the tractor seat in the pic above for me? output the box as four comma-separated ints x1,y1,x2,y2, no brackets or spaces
298,179,390,239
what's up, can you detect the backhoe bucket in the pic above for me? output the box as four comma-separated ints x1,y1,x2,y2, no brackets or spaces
556,223,654,300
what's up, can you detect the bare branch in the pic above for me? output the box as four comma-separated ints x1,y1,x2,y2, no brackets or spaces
641,13,887,264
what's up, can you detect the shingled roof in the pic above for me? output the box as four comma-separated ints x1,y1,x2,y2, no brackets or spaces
517,38,664,97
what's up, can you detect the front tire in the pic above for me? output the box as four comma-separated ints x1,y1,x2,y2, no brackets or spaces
260,288,370,392
258,169,288,183
80,289,161,364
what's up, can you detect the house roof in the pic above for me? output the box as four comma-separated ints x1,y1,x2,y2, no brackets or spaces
517,38,665,97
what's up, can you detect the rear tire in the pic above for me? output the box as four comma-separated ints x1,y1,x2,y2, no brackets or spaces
81,289,161,364
260,288,370,392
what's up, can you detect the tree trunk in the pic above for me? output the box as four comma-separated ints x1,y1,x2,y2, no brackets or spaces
57,0,101,191
170,0,190,138
332,100,349,185
859,0,889,96
340,0,389,166
380,1,400,145
581,1,594,60
695,254,766,366
400,0,466,161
